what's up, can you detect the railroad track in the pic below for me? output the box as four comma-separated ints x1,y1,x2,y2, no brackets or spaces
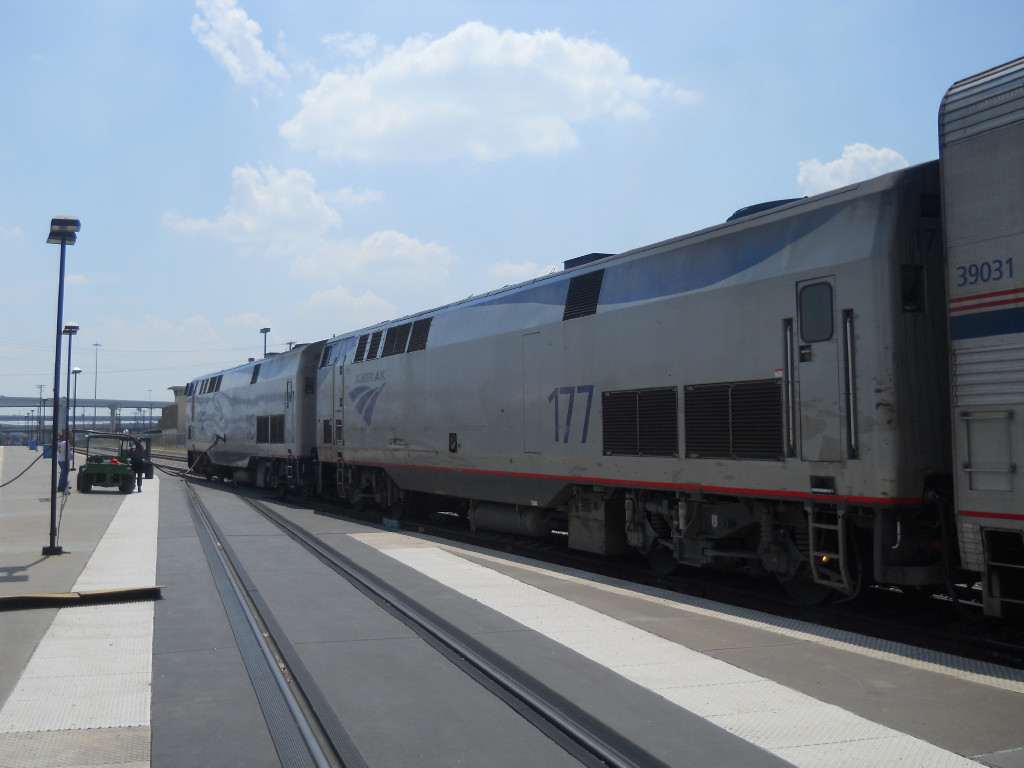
180,472,1024,673
183,478,674,768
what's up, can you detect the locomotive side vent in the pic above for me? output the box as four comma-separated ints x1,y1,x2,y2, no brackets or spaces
685,379,783,460
353,334,369,363
367,330,384,359
602,387,678,457
407,317,433,352
382,322,412,357
563,269,605,321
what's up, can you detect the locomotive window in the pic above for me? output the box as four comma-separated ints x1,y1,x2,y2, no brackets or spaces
798,282,833,342
250,364,261,385
319,346,333,369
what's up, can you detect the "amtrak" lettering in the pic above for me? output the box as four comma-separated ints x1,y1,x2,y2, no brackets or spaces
354,370,386,385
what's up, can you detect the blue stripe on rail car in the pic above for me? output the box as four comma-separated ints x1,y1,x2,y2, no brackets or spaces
950,306,1024,339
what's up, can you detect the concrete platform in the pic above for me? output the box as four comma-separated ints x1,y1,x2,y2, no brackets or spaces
2,444,1024,768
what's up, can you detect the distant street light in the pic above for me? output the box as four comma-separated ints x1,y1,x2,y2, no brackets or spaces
260,327,271,358
93,342,101,431
71,366,81,468
44,215,80,556
63,324,78,438
37,384,44,442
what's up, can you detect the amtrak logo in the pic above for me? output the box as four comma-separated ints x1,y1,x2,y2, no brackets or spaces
349,382,386,426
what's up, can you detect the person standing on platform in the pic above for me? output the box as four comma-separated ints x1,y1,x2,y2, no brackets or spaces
56,433,69,493
129,436,147,493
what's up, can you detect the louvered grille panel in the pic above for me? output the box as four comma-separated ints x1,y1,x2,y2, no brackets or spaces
563,270,604,320
353,335,368,362
731,381,783,459
638,388,679,456
367,330,383,359
684,385,731,456
382,323,412,356
407,317,433,351
323,419,333,444
603,387,677,456
602,391,639,455
270,414,285,444
685,379,782,460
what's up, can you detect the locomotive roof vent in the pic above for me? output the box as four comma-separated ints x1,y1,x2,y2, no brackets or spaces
564,253,612,270
726,198,804,222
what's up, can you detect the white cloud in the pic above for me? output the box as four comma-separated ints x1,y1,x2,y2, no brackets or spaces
797,143,908,196
191,0,287,86
163,165,346,243
301,285,397,338
0,225,23,240
489,260,559,284
164,167,450,294
280,21,700,162
225,311,270,330
290,230,454,283
323,32,377,60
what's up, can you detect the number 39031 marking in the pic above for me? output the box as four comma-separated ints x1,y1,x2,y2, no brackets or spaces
956,257,1013,287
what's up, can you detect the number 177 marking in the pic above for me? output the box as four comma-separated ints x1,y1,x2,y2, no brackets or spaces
547,385,594,443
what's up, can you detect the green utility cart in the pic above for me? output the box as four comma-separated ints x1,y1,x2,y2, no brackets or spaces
75,432,153,493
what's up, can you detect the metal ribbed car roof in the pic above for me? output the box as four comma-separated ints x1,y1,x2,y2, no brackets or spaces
940,56,1024,144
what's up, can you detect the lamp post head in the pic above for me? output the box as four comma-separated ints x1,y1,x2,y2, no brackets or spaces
63,324,79,336
72,367,82,375
260,327,270,334
46,216,81,245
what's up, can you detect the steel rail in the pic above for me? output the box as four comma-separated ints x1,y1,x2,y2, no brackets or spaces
183,481,357,768
241,494,673,768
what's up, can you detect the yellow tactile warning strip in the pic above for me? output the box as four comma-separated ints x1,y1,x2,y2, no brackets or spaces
0,476,159,768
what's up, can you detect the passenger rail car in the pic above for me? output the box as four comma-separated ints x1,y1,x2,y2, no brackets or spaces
185,56,1024,616
940,57,1024,617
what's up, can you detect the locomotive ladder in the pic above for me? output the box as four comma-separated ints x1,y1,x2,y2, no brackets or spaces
806,503,854,593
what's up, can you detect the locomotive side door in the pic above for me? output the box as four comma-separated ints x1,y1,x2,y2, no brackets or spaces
285,378,294,444
335,355,346,459
796,277,842,462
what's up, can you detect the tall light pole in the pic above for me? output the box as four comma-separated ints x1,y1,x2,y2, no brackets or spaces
44,215,80,556
37,384,44,443
93,341,101,430
71,367,81,468
63,324,78,438
260,327,271,358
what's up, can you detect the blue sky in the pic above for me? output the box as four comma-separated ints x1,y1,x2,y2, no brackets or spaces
1,1,1022,403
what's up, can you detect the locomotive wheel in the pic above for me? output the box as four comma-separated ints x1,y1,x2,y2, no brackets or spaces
646,545,679,576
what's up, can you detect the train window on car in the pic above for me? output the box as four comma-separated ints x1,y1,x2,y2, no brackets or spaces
250,364,261,385
799,282,833,343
